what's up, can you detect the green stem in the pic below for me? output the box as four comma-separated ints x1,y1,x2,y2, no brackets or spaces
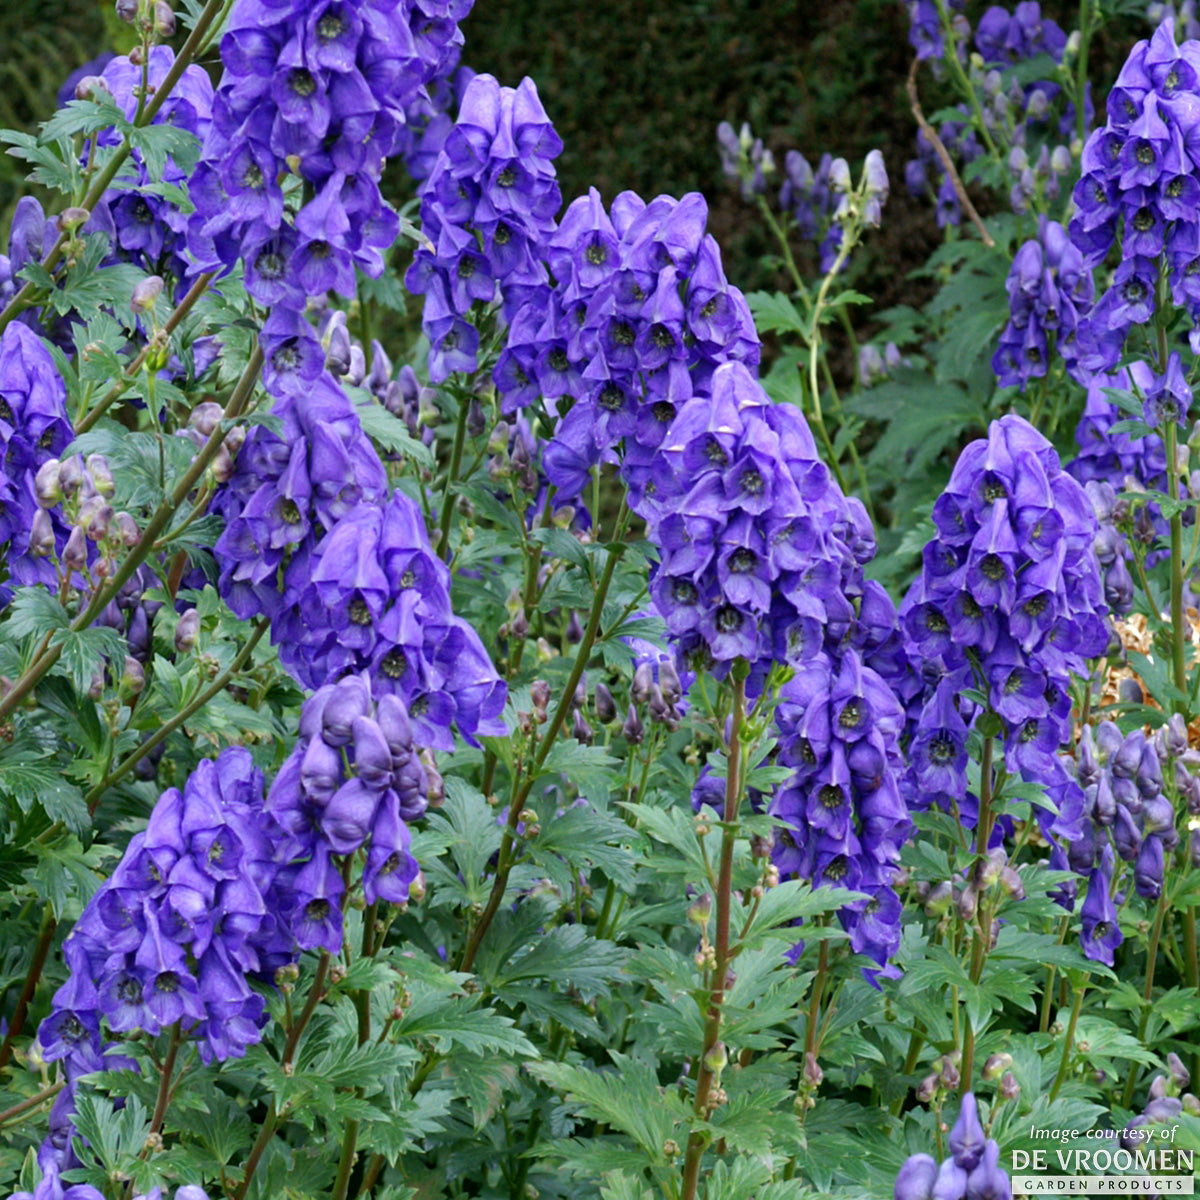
1122,891,1168,1110
961,732,994,1092
331,1120,360,1200
148,1023,182,1137
1164,420,1187,710
1039,917,1070,1034
436,392,471,560
0,905,56,1071
680,668,748,1200
459,504,629,973
1048,980,1087,1102
0,1082,63,1127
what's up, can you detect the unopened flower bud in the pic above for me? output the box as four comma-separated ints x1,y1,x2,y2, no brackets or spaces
804,1052,823,1088
530,679,550,720
622,703,644,744
58,207,90,233
86,503,113,542
115,0,138,20
687,893,712,927
926,880,953,916
1167,1053,1190,1091
86,453,114,497
999,1071,1020,1102
131,275,164,312
595,681,617,724
34,459,62,508
632,661,654,704
114,511,140,547
565,610,583,644
703,1041,727,1077
75,75,112,102
28,508,55,557
982,1053,1012,1081
153,0,175,35
188,401,224,436
999,866,1025,901
916,1073,939,1104
122,656,145,694
174,608,200,654
572,707,593,746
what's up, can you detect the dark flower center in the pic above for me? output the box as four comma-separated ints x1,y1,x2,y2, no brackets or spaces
399,569,416,588
925,608,949,633
928,733,957,765
825,855,850,881
960,594,982,618
349,597,372,626
317,12,345,40
289,69,318,99
980,554,1006,581
380,852,402,875
1093,920,1111,939
1133,208,1155,232
1135,143,1156,166
700,296,719,318
1019,719,1040,743
117,977,143,1005
274,345,300,372
305,899,331,921
0,398,13,423
611,322,636,347
134,199,154,224
838,699,863,729
494,222,512,245
651,324,675,350
652,400,675,423
982,480,1006,503
1023,594,1047,617
1123,278,1148,303
156,971,180,994
1168,177,1186,198
798,737,816,765
242,162,264,190
729,547,756,573
672,579,698,605
457,256,477,279
548,348,569,372
585,239,607,265
704,437,728,466
256,250,286,281
61,1014,85,1043
382,649,407,678
819,784,844,810
740,468,764,496
598,383,625,411
280,499,302,524
1004,670,1024,695
715,604,743,633
496,165,517,188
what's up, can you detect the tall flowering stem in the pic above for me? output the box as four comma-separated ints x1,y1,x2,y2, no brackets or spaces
680,662,748,1200
459,503,630,973
960,726,994,1092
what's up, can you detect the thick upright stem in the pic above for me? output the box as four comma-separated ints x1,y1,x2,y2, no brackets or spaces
1048,980,1087,1102
680,669,747,1200
961,733,994,1091
436,394,470,561
1164,420,1187,709
0,905,56,1071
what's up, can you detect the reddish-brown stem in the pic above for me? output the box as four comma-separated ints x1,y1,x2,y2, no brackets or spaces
0,905,57,1071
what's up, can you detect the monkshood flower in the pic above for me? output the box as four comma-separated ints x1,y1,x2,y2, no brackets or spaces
405,73,563,381
1149,1,1200,40
1069,21,1200,373
904,119,982,230
717,121,775,201
188,0,473,308
89,48,213,284
900,415,1109,835
0,323,77,603
396,62,477,183
506,187,760,495
993,218,1095,390
212,356,389,623
905,0,968,63
895,1095,1012,1200
975,2,1067,65
266,674,428,942
38,749,298,1069
771,645,910,978
271,489,506,748
643,361,874,677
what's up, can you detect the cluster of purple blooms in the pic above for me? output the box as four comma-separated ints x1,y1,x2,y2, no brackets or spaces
267,674,430,945
1069,21,1200,402
993,218,1095,390
717,121,774,202
89,48,214,287
405,73,563,381
901,416,1109,847
1070,715,1196,963
905,119,982,230
188,0,471,308
37,750,298,1095
894,1095,1012,1200
905,0,967,63
503,188,760,498
0,323,77,603
778,150,847,272
271,489,506,748
12,1177,209,1200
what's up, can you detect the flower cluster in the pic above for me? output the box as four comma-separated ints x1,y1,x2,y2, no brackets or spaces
38,749,297,1070
894,1095,1012,1200
0,323,77,602
1148,1,1200,40
270,489,506,748
771,647,910,975
778,150,845,270
12,1175,211,1200
190,0,472,308
266,674,430,948
1123,1052,1199,1140
212,366,389,624
717,121,774,201
904,119,981,229
993,218,1095,390
1071,715,1195,962
503,187,759,497
1069,21,1200,394
975,2,1067,64
902,415,1109,830
90,48,213,285
905,0,967,63
644,361,874,676
405,73,563,381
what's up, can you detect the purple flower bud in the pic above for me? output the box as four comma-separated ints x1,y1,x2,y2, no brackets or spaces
59,456,83,497
122,656,144,694
322,778,380,854
34,459,62,508
530,679,550,718
131,276,164,312
622,703,644,744
115,511,140,547
75,74,111,102
949,1094,986,1170
999,1071,1020,1101
174,609,200,655
301,737,343,806
62,525,87,570
572,707,593,745
1168,1053,1191,1091
115,0,138,21
322,677,371,747
153,1,175,36
631,661,654,704
595,681,617,724
916,1073,939,1104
